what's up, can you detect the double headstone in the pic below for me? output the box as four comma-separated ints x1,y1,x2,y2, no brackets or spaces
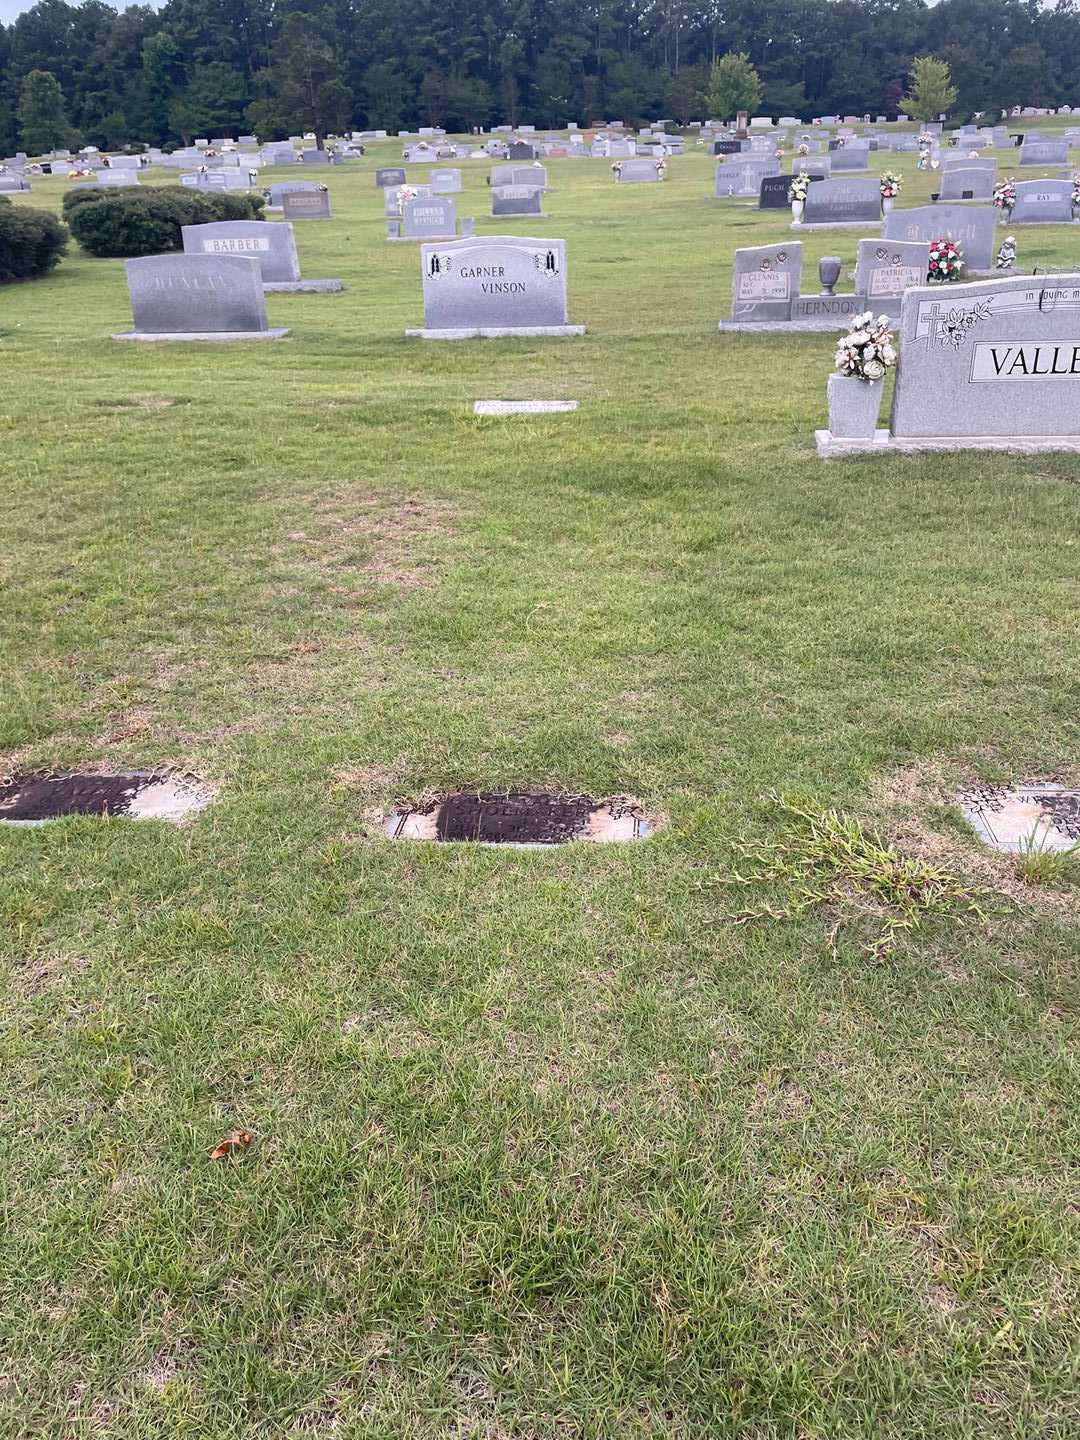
406,234,584,339
721,242,863,328
113,254,288,341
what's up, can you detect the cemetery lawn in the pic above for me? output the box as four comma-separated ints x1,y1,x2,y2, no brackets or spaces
2,145,1080,1439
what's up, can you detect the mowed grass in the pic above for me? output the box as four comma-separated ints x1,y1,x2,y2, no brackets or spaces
1,139,1079,1439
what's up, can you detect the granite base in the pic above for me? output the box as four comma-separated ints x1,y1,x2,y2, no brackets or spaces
263,279,343,292
816,427,1080,458
792,220,883,230
406,325,586,340
112,328,290,342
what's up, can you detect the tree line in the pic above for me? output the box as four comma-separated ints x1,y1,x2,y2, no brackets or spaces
2,0,1079,155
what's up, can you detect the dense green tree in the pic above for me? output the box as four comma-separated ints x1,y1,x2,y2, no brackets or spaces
17,68,72,152
706,51,762,120
3,0,1080,147
903,55,958,121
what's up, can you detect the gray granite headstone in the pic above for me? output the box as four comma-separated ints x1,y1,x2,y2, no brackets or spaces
715,158,778,196
615,158,662,183
492,184,543,215
300,149,330,166
119,254,276,336
376,167,406,188
941,155,997,174
939,167,997,201
266,181,320,208
1019,139,1069,166
891,274,1080,438
430,168,462,193
181,219,301,283
883,204,998,272
1010,179,1075,223
728,242,803,321
854,238,930,317
507,141,536,159
98,170,139,187
414,235,575,333
801,177,881,225
0,175,30,191
831,145,871,171
384,183,432,216
402,196,457,237
282,188,331,220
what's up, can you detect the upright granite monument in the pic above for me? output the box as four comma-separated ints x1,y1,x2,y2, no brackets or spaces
181,219,342,293
817,273,1080,455
112,254,288,342
406,235,585,340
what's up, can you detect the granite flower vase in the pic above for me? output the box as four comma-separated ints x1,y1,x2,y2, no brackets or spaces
791,198,804,223
827,374,882,439
881,196,894,215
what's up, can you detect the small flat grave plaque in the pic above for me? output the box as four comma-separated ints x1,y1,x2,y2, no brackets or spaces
957,783,1080,852
474,400,578,414
0,771,211,824
386,790,653,844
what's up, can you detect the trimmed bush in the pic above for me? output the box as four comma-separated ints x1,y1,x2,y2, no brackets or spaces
0,196,69,282
67,187,265,258
61,186,114,217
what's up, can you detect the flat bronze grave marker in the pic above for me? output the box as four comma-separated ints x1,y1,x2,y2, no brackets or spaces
0,771,211,824
386,791,654,845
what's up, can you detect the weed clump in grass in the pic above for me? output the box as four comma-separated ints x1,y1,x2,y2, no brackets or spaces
1014,830,1080,889
702,792,993,959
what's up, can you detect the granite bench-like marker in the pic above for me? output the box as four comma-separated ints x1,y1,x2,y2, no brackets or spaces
114,253,288,342
407,234,585,340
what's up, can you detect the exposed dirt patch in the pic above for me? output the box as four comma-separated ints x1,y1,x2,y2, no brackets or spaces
927,1283,960,1316
8,949,88,997
872,755,1079,922
92,395,192,411
277,494,454,591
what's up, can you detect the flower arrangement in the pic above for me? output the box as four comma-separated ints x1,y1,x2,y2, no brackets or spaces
879,171,902,199
797,142,809,156
788,172,811,203
774,146,785,160
928,238,964,282
992,177,1016,210
611,160,622,178
396,183,417,213
834,312,897,383
917,132,935,149
655,158,667,175
1072,174,1080,207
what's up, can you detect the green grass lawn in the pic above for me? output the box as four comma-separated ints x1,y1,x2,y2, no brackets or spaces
1,137,1079,1439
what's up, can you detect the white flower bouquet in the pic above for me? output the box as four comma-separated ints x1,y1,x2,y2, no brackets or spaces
879,171,902,198
834,312,897,384
992,177,1016,210
788,172,811,203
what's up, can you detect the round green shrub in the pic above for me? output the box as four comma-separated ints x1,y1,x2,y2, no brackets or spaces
68,187,266,258
0,198,69,282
